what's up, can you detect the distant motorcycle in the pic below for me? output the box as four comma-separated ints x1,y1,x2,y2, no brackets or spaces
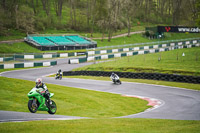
55,74,62,80
27,87,57,114
110,73,122,85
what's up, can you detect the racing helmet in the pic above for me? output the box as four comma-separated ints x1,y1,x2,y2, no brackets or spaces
35,78,42,87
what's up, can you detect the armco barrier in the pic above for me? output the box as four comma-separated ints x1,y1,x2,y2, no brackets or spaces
69,42,200,64
0,61,57,69
87,39,200,56
63,71,200,84
0,52,83,62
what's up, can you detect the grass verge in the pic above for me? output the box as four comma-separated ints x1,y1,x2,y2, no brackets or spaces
0,118,200,133
0,76,150,118
74,47,200,76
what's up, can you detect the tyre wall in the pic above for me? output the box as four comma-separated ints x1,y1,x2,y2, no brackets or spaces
63,71,200,84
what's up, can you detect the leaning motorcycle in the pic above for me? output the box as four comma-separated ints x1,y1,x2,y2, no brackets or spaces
55,74,62,80
111,76,122,84
27,87,57,114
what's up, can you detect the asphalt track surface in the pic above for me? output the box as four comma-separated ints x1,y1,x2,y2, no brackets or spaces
0,58,200,122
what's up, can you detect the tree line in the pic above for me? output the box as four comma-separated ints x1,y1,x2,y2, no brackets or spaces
0,0,199,41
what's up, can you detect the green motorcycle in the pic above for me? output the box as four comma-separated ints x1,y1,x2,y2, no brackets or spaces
27,87,57,114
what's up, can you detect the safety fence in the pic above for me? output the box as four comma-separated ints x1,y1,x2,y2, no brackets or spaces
87,39,199,56
0,61,57,69
87,37,200,50
63,71,200,84
0,52,86,63
69,39,200,64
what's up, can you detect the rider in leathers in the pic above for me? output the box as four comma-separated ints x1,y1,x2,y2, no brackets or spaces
110,72,119,81
35,78,52,105
56,69,62,78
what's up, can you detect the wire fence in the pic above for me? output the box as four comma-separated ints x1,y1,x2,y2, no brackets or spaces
87,37,200,51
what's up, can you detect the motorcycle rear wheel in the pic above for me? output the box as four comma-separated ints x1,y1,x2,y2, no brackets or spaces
28,100,38,113
48,100,57,114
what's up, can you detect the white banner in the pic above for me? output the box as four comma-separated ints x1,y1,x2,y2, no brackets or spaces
4,64,14,69
43,54,52,58
159,48,165,52
193,40,197,44
114,53,121,58
186,41,190,44
60,53,68,57
162,44,167,47
100,50,107,54
153,45,158,49
0,58,3,62
178,42,182,45
101,55,108,59
88,51,95,55
133,47,139,51
144,46,149,50
43,62,51,66
24,55,34,59
123,48,129,52
70,59,79,64
112,49,118,53
24,62,34,68
149,49,155,53
87,56,95,61
170,43,175,46
138,51,144,54
126,52,133,56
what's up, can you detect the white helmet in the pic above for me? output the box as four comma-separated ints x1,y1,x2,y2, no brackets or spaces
35,78,42,87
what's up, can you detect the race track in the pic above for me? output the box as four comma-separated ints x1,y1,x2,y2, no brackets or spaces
0,58,200,122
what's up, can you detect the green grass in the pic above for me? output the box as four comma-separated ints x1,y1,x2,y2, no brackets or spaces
0,29,199,54
95,33,200,47
95,34,152,47
0,30,26,41
0,119,200,133
74,47,200,76
0,42,41,53
62,76,200,91
0,76,150,118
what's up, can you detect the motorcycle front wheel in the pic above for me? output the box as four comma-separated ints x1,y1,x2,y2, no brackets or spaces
48,100,57,114
28,100,38,113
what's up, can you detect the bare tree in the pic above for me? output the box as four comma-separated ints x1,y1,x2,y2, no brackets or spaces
54,0,64,17
90,0,97,37
172,0,182,25
123,0,140,37
41,0,50,16
86,0,90,30
188,0,199,24
69,0,77,29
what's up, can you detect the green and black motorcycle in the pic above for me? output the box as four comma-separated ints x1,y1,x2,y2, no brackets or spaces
27,87,57,114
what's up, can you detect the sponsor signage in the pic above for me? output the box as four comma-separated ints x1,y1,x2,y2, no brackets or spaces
77,52,86,56
158,26,200,33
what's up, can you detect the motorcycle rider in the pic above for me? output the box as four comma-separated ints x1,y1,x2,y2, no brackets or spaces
110,72,119,81
56,69,62,78
35,78,52,105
